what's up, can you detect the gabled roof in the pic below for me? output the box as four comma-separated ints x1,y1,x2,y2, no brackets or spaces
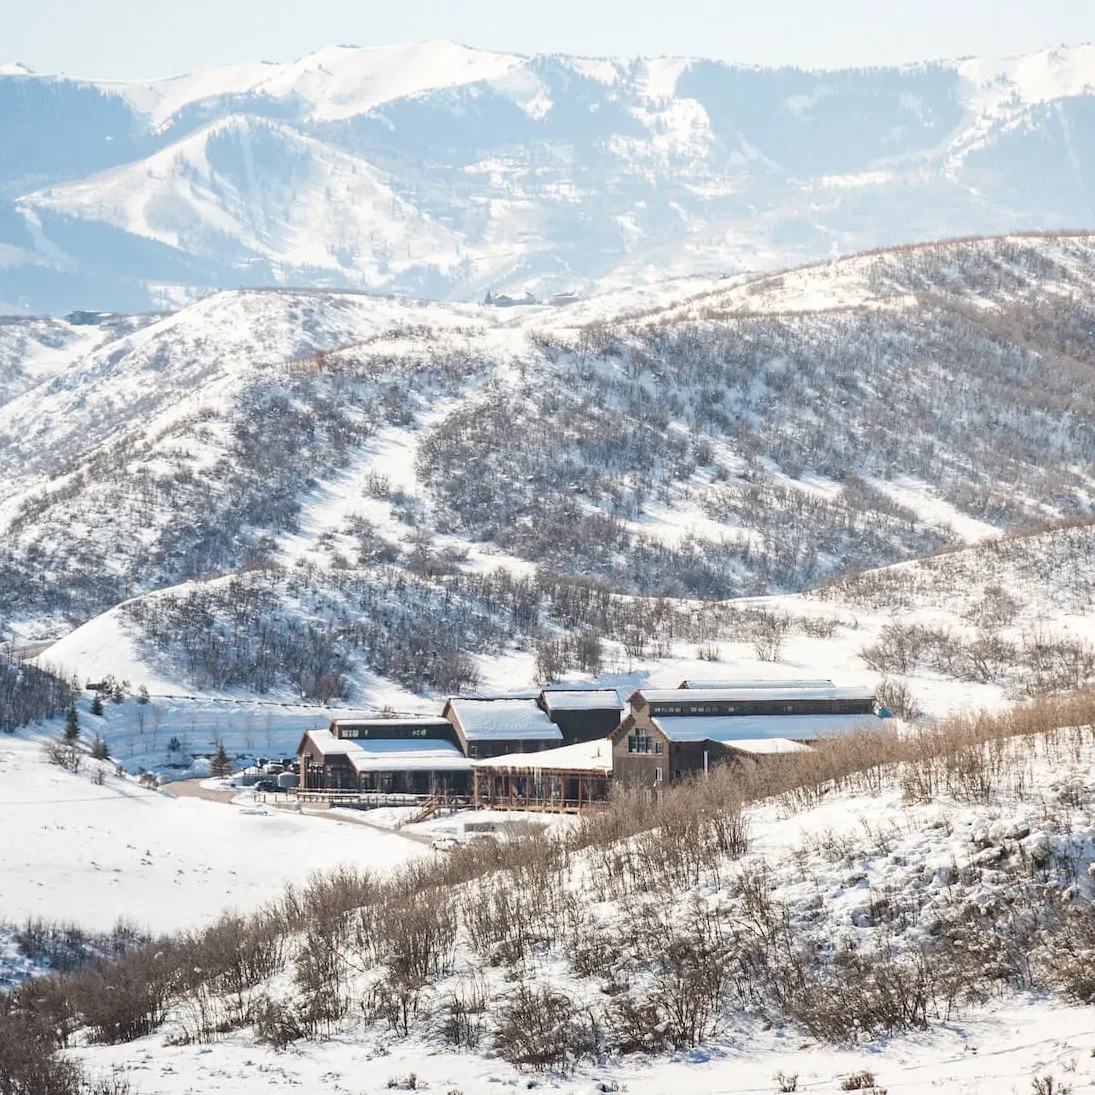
299,730,471,772
445,698,562,743
330,717,453,730
329,716,452,737
474,737,613,774
540,688,623,714
651,713,885,743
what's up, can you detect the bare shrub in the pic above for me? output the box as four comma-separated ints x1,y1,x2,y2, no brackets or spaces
754,614,788,662
293,921,349,1037
875,679,922,721
1031,1076,1071,1095
44,738,82,774
441,978,488,1049
860,623,939,674
1037,904,1095,1003
368,973,430,1037
788,949,931,1041
841,1072,879,1091
68,945,175,1044
494,985,596,1072
251,995,304,1051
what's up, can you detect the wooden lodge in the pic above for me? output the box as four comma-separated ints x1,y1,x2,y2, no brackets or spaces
297,717,472,795
611,683,886,789
294,681,887,811
472,738,614,812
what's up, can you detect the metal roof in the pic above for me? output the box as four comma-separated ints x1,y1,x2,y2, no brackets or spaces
637,685,875,704
448,698,562,742
679,679,835,690
651,713,886,743
475,738,614,774
540,688,623,713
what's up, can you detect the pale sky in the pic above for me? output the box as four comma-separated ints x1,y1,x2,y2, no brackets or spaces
6,0,1095,80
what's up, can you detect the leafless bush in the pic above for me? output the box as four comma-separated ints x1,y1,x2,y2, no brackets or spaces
754,614,788,662
875,679,922,721
368,973,430,1037
441,978,488,1049
251,995,305,1051
494,985,597,1072
859,622,941,674
44,737,82,773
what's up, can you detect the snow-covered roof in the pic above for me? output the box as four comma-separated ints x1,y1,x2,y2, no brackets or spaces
679,679,835,690
721,738,812,755
301,730,470,771
301,729,356,756
330,717,452,735
540,689,623,713
651,713,886,743
448,699,562,742
638,685,875,704
474,738,614,773
345,739,471,773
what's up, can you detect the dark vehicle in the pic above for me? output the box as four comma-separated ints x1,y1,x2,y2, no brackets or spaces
254,779,279,793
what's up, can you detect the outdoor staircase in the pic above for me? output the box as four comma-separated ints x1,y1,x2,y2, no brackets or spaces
409,795,440,824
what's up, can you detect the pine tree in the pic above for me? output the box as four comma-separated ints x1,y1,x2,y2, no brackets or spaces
137,685,150,705
91,736,109,761
90,692,104,717
210,741,233,779
62,703,80,743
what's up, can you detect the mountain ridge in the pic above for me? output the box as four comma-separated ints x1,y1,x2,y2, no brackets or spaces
3,42,1095,313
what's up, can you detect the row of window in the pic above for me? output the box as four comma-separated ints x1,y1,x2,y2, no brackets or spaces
627,733,663,755
341,726,433,738
649,701,872,716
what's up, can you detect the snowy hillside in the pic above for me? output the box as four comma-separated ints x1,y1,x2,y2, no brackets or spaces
3,233,1095,716
4,41,1095,311
13,696,1095,1094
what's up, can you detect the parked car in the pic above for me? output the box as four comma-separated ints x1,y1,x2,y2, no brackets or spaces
253,779,279,793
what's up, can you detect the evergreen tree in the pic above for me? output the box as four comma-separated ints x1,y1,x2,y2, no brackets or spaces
62,703,80,743
90,692,104,717
90,736,109,761
210,741,233,779
137,685,150,705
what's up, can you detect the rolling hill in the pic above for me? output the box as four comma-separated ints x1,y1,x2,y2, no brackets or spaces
4,232,1095,710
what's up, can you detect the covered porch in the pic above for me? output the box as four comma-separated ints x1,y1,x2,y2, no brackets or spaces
472,738,614,813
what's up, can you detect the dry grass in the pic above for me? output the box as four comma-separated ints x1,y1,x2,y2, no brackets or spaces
8,688,1095,1080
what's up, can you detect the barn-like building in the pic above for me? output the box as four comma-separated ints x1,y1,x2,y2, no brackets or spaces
297,717,472,794
611,683,887,789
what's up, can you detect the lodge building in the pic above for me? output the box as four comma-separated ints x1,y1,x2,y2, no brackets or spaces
295,679,891,808
610,682,883,788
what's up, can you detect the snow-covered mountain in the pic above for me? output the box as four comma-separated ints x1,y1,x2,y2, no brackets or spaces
3,41,1095,312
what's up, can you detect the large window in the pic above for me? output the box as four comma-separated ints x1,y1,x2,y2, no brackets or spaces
628,731,653,754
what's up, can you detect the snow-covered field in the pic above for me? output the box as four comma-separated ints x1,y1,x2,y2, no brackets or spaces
72,1004,1095,1094
0,733,424,935
57,721,1095,1094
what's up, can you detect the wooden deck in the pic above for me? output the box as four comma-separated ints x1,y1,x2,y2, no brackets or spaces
292,789,470,811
